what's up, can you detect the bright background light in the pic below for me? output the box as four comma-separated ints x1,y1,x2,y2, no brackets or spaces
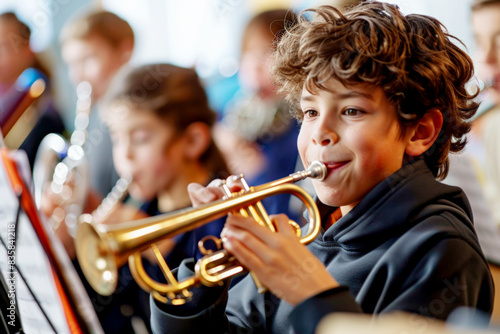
0,0,477,126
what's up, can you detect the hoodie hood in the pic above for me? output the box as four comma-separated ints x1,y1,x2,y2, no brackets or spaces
317,160,478,252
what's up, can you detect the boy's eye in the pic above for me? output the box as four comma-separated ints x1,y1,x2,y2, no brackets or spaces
303,109,318,118
342,108,362,116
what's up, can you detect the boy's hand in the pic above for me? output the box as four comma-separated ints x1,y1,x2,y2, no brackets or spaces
187,176,245,207
187,175,339,305
187,180,225,207
221,214,339,306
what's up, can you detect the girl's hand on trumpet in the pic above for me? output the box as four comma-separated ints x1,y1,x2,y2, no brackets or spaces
220,213,339,306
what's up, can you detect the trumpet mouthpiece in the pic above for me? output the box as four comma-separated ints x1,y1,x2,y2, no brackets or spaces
289,161,327,183
307,161,327,181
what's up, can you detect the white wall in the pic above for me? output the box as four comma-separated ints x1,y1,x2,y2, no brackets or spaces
392,0,476,55
1,0,480,125
100,0,478,78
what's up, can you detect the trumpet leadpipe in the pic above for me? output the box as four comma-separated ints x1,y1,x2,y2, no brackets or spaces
258,160,327,189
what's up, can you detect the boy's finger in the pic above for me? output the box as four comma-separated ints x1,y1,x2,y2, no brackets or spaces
222,217,269,262
225,175,245,191
222,233,264,270
225,213,295,247
223,219,293,269
187,182,222,206
270,214,298,238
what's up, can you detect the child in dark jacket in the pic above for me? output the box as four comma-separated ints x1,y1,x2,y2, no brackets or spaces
150,2,494,333
78,63,230,333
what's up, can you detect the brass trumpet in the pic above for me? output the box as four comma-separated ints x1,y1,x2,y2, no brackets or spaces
75,161,326,304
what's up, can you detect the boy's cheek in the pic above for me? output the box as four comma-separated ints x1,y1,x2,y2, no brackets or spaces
313,190,338,208
296,135,310,163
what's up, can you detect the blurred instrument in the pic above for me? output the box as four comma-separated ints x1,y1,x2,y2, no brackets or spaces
0,68,46,135
222,97,292,142
75,161,327,305
81,176,132,224
33,81,92,237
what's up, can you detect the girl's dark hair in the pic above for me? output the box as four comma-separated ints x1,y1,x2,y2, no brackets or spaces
272,1,479,179
104,63,228,179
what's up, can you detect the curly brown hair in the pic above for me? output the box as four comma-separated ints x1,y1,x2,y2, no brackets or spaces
271,1,479,179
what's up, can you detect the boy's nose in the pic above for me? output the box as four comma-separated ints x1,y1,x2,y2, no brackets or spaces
312,123,339,146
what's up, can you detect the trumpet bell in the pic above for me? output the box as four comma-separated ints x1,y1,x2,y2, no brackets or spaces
76,216,119,296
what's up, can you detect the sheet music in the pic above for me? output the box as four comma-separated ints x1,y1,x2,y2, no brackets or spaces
0,151,70,333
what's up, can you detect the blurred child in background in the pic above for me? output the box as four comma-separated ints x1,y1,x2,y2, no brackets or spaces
0,12,65,167
81,63,229,333
60,10,134,199
102,63,229,266
40,10,135,258
214,9,302,223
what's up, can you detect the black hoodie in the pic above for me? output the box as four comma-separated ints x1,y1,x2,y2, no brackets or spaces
150,160,494,334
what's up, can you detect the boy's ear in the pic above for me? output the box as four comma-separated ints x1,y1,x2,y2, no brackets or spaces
405,108,443,157
182,122,212,160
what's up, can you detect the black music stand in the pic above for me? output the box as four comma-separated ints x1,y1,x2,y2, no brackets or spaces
0,68,102,333
0,145,103,334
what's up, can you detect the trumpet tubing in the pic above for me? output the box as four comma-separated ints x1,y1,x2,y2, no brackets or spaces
76,161,327,304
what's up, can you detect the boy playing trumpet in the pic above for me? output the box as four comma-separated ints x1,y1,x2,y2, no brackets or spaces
151,2,494,333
